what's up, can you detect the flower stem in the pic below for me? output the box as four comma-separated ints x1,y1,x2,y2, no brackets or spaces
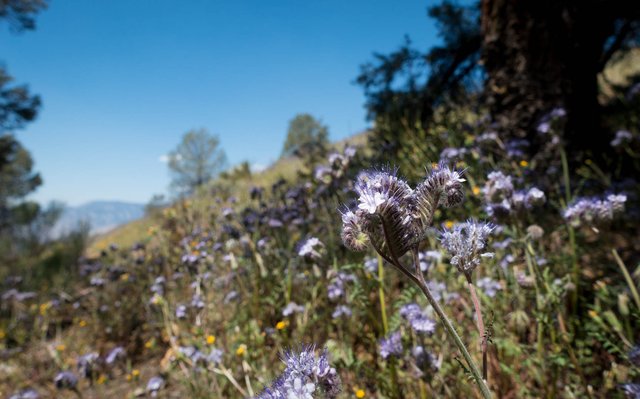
466,276,488,381
377,254,400,398
406,250,491,398
613,249,640,312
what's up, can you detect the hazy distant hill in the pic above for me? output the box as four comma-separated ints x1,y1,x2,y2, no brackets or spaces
52,201,145,237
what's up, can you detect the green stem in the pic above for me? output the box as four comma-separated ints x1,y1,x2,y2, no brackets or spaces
378,254,389,334
414,271,492,399
561,147,580,314
525,246,544,356
373,225,491,398
612,249,640,312
377,254,400,398
466,277,488,381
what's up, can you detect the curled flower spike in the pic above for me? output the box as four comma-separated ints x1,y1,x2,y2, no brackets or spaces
440,220,494,277
412,162,466,229
353,168,418,259
340,163,466,262
340,209,369,252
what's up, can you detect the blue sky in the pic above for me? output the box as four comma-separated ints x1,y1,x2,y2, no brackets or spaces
0,1,439,206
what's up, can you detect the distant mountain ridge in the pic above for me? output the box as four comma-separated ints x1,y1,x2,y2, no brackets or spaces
52,200,145,237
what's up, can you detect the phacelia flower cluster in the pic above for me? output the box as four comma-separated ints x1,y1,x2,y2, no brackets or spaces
483,171,546,220
298,237,324,260
341,164,465,261
379,330,403,359
440,220,494,276
255,345,341,399
399,303,436,334
563,194,627,227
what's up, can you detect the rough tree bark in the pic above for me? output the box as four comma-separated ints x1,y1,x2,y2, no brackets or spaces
481,0,639,159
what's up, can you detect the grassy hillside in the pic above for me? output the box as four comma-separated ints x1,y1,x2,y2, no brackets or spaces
86,132,370,257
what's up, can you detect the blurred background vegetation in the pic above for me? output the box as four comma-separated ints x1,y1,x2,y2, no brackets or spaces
1,0,640,398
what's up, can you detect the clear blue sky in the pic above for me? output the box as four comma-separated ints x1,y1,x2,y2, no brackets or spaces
0,0,439,206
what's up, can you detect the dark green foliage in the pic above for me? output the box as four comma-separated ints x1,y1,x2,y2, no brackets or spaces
0,0,47,32
0,68,41,133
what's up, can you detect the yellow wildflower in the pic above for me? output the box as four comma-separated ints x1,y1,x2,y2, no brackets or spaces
444,220,454,229
472,186,481,196
519,160,529,167
39,302,52,316
145,339,153,349
97,374,107,385
78,320,87,327
120,273,130,282
132,369,140,377
355,388,366,398
206,335,216,345
236,344,246,357
56,344,66,352
276,321,288,330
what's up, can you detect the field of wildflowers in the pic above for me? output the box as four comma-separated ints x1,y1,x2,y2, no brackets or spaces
2,107,640,398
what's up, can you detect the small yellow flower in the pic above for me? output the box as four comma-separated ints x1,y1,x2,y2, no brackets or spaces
588,310,599,319
236,344,246,357
355,388,366,398
276,321,288,330
431,162,439,169
519,160,529,167
126,374,132,382
78,320,87,327
97,374,107,385
444,220,454,229
120,273,130,282
56,344,66,352
472,186,481,196
39,301,52,316
132,369,140,377
144,339,153,349
206,335,216,345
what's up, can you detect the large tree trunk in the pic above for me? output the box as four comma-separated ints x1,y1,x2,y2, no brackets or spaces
480,0,622,159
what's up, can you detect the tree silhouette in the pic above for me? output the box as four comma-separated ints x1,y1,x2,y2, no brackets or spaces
281,113,329,158
168,129,228,196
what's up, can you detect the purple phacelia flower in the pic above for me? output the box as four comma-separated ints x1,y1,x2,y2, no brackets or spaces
331,305,352,319
146,376,165,397
256,345,340,399
282,302,305,317
400,303,436,334
611,130,634,148
298,237,324,260
176,304,187,319
9,388,40,399
476,277,502,298
563,194,627,227
54,371,78,390
105,347,126,366
379,330,403,359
